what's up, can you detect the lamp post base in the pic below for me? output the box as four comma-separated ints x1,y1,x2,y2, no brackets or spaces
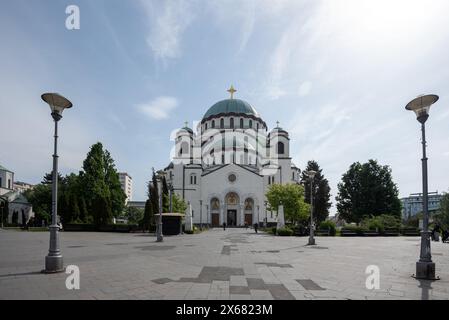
43,255,64,273
308,237,316,246
414,261,437,280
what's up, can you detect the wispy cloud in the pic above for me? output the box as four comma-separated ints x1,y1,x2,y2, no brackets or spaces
140,0,195,61
298,81,312,97
108,113,126,131
137,96,179,120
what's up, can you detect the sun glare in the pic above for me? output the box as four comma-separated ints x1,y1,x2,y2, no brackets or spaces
319,0,448,54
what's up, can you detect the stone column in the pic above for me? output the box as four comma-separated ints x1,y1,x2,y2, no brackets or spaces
185,202,193,232
276,204,285,230
240,203,245,226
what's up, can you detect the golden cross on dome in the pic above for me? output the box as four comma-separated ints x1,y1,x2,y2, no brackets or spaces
227,85,237,99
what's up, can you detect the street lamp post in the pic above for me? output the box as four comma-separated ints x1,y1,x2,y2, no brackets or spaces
257,205,260,227
305,170,317,246
41,93,73,273
156,171,165,242
0,196,6,229
169,184,173,212
206,204,209,227
200,200,203,230
406,94,440,280
0,200,4,229
264,201,268,228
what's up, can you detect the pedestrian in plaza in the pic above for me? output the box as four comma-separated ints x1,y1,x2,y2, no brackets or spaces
442,229,449,243
222,222,226,231
432,225,441,242
254,223,258,234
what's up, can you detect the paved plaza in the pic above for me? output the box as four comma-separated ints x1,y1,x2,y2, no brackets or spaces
0,228,448,300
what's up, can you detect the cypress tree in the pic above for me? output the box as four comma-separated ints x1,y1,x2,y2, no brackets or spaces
300,160,331,224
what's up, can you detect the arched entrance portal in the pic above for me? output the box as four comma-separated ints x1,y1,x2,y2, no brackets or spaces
210,198,220,227
244,198,254,226
225,192,239,226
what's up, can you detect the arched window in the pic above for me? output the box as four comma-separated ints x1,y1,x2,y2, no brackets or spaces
277,142,285,154
179,141,189,156
240,118,244,128
205,123,208,130
230,118,234,129
210,149,214,164
212,120,215,128
249,120,253,128
220,118,224,129
257,123,259,130
211,198,220,211
244,198,254,211
190,174,197,185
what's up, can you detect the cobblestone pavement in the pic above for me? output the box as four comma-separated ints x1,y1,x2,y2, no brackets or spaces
0,228,448,300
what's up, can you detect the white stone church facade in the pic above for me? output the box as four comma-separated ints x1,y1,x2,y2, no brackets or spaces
163,87,301,227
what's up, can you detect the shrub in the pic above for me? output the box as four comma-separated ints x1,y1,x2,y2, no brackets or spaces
361,214,401,233
342,224,368,235
364,218,384,233
319,220,337,236
63,223,138,232
277,227,294,236
184,229,194,234
271,226,277,235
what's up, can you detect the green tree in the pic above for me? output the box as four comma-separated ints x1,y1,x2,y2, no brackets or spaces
265,183,310,225
80,142,125,225
336,159,401,223
162,176,169,213
150,168,160,216
24,184,52,225
434,193,449,229
0,198,9,226
79,196,88,222
142,174,154,231
92,193,112,226
42,171,64,185
81,142,109,212
58,173,83,223
142,199,153,230
125,206,144,225
104,149,126,217
300,160,331,224
172,193,187,213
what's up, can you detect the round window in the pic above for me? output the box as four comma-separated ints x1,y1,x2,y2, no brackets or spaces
228,174,237,183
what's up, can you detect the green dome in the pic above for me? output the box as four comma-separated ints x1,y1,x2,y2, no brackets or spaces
203,99,259,119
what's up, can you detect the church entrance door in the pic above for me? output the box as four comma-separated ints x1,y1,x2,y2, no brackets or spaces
211,213,219,227
227,210,237,226
245,214,252,226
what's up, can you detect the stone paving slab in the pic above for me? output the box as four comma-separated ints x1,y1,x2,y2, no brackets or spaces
1,228,449,300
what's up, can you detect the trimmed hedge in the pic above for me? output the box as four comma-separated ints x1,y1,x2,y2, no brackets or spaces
340,225,420,237
319,220,337,236
277,227,294,236
63,223,139,233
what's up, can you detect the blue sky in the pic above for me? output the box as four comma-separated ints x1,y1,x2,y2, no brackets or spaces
1,0,449,213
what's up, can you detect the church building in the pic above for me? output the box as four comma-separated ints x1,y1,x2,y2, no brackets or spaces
163,86,301,227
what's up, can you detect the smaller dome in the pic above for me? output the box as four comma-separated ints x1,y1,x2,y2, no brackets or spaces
271,122,288,135
179,126,193,134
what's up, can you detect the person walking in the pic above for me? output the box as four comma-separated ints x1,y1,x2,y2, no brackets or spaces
442,229,449,243
254,223,258,234
222,222,226,231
